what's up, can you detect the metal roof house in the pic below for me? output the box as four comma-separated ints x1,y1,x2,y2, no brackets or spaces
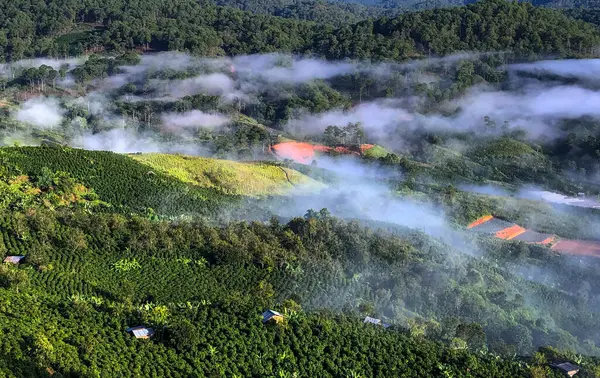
262,310,284,324
363,316,391,328
126,326,155,339
3,256,25,265
551,362,580,377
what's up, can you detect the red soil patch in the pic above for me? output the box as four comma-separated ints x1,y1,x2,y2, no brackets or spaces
271,142,375,164
272,142,316,164
552,240,600,257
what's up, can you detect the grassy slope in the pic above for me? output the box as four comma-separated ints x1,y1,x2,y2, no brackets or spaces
363,145,390,159
130,153,326,196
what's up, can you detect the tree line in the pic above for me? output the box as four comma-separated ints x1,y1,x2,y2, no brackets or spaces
1,0,600,61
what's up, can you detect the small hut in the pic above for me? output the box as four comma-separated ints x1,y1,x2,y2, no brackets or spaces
126,326,155,339
550,362,580,377
262,310,284,324
363,316,391,329
3,256,25,265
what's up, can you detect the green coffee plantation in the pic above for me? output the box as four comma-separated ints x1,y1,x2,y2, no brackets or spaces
0,208,553,378
0,146,248,218
0,205,599,376
1,147,599,377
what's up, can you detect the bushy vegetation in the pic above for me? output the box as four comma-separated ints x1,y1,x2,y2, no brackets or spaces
2,0,600,374
363,144,390,159
0,193,599,376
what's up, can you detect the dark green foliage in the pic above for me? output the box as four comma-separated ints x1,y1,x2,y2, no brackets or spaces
0,200,599,376
0,146,245,217
0,0,599,61
215,0,394,23
0,146,599,374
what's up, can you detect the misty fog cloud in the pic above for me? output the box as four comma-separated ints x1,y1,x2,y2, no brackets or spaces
71,91,114,116
510,59,600,82
268,157,477,255
521,189,600,209
232,54,357,83
0,57,83,78
74,128,206,155
286,82,600,143
161,110,230,129
107,52,487,105
9,51,600,162
160,73,235,98
284,100,414,139
440,84,600,137
14,97,65,129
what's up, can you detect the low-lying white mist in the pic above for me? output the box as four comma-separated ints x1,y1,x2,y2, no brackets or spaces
161,110,230,130
510,59,600,82
284,81,600,144
0,57,83,78
14,97,65,129
73,128,208,155
274,156,480,255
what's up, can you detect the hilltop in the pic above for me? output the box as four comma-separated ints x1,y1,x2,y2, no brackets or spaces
130,153,325,196
2,0,600,60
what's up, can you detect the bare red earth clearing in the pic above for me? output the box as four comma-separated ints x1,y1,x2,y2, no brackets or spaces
271,142,375,164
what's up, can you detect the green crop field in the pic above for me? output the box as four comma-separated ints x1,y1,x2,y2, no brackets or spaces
0,147,244,217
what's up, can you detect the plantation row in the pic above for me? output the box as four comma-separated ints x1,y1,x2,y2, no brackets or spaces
0,209,559,377
0,147,248,217
1,206,600,364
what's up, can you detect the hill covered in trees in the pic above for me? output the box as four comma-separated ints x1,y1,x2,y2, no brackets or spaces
3,0,600,375
1,147,600,377
1,0,600,61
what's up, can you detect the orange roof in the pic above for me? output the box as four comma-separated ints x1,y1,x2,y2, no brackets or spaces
495,225,527,240
467,215,494,229
552,240,600,257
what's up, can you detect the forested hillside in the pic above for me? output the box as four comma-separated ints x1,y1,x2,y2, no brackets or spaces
213,0,392,23
321,0,600,11
1,147,600,377
3,0,600,376
1,0,599,60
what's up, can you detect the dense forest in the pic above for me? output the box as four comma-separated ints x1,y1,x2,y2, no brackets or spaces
213,0,394,23
0,0,599,60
